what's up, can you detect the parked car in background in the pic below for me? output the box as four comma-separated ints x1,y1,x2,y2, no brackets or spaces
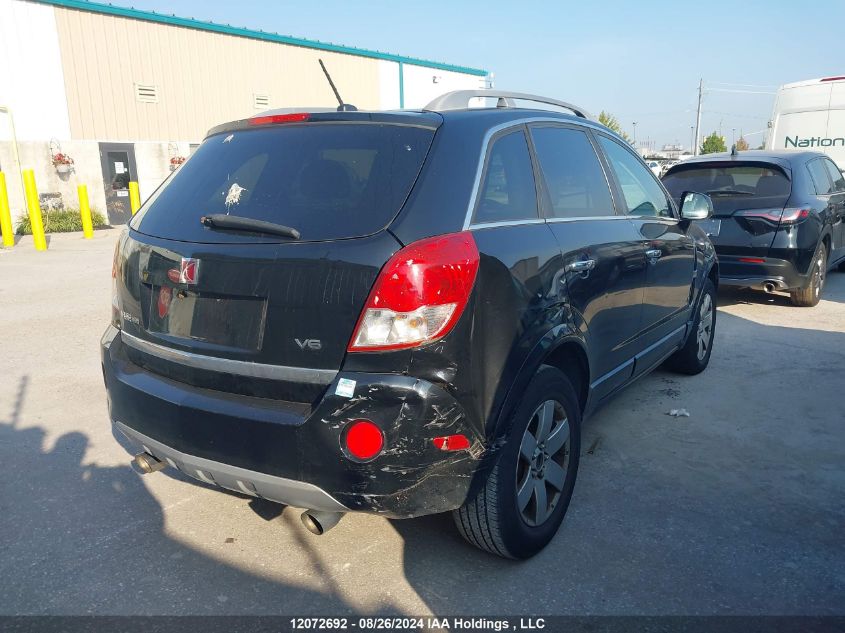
766,75,845,170
647,160,662,176
103,90,719,559
663,149,845,306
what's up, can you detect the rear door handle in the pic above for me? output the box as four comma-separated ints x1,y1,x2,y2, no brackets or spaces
646,248,662,260
567,259,596,273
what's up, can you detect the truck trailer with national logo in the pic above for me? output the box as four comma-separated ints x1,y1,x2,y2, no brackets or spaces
766,76,845,170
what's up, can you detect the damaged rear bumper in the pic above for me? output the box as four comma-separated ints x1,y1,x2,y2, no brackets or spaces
102,326,485,518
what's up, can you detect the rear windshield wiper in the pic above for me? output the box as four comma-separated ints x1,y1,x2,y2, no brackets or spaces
201,214,301,240
706,189,754,196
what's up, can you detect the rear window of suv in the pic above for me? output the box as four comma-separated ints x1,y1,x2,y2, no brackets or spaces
130,123,435,243
662,163,791,211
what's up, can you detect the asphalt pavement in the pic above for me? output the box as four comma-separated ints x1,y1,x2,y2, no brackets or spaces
1,229,843,615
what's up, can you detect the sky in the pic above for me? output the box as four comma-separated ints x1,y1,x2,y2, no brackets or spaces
118,0,845,151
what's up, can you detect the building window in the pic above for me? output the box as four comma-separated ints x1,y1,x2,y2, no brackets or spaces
134,83,159,103
253,94,270,109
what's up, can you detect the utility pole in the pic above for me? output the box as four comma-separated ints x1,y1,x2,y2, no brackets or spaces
632,121,638,147
693,78,703,156
690,126,694,154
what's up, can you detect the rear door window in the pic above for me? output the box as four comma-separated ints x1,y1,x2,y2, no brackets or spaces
823,159,845,192
530,126,615,218
807,158,834,195
597,135,672,218
473,129,539,224
130,123,435,243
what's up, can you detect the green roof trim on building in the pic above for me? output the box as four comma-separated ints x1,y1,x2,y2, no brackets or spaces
32,0,488,77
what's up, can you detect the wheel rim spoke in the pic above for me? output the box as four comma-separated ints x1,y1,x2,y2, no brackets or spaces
533,479,548,524
517,475,533,511
536,400,554,442
544,460,567,491
519,430,537,461
545,418,569,455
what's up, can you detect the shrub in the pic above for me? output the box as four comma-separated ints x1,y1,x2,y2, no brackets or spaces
15,208,110,235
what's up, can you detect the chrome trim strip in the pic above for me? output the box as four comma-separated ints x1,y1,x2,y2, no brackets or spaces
545,216,631,223
634,325,687,362
462,116,614,231
121,331,337,385
470,219,546,230
116,421,349,512
590,358,634,389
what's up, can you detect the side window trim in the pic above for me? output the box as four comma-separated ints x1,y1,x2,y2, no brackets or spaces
528,122,621,220
469,125,541,227
594,131,678,220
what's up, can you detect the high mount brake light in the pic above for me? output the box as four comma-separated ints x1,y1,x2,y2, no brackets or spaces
735,207,810,226
820,76,845,82
348,232,480,352
248,113,310,126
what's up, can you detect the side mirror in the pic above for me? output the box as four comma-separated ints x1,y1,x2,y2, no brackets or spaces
680,191,713,221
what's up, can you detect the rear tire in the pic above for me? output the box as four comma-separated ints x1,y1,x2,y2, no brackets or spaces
665,278,716,375
453,366,581,559
790,244,827,307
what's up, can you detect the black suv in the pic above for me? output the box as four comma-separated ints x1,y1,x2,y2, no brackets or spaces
102,91,718,559
663,150,845,306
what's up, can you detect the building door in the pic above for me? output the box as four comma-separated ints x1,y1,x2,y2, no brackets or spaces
99,143,138,225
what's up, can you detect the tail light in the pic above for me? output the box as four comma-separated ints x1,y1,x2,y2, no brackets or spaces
111,242,121,329
348,232,480,352
734,207,810,226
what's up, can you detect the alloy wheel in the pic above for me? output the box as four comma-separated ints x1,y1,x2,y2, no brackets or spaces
516,400,570,527
696,293,714,361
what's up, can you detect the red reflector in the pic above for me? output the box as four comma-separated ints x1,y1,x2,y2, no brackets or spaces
433,434,471,451
820,76,845,82
248,112,310,126
739,257,766,263
344,420,384,461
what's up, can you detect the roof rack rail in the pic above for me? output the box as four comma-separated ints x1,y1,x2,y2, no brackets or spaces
423,90,592,120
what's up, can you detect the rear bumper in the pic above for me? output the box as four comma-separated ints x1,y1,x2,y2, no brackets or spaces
102,326,484,518
717,255,808,291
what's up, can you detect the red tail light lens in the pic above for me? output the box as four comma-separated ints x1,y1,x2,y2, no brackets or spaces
344,420,384,461
734,207,810,226
248,112,310,126
348,232,480,352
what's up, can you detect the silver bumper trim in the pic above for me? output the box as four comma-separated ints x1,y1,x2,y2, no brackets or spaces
116,421,348,512
120,331,337,385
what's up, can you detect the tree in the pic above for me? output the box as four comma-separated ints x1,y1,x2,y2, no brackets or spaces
735,136,750,151
700,131,727,154
598,111,632,143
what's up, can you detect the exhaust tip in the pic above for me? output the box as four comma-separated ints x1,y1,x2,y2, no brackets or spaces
763,282,776,294
300,510,344,535
132,452,165,475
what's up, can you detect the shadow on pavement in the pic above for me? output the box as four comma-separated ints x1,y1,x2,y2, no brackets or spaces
3,298,844,615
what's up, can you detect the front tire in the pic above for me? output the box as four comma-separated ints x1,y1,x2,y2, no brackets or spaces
791,244,827,307
453,366,581,559
665,277,716,375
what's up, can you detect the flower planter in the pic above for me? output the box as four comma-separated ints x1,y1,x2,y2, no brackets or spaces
56,164,70,174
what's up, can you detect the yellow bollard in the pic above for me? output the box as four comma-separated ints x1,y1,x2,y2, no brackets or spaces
78,184,94,239
128,181,141,215
0,172,14,247
22,169,47,251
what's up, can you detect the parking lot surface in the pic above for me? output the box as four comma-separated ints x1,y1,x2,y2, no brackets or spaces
1,230,843,615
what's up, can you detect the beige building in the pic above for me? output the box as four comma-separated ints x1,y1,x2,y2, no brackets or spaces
0,0,487,224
